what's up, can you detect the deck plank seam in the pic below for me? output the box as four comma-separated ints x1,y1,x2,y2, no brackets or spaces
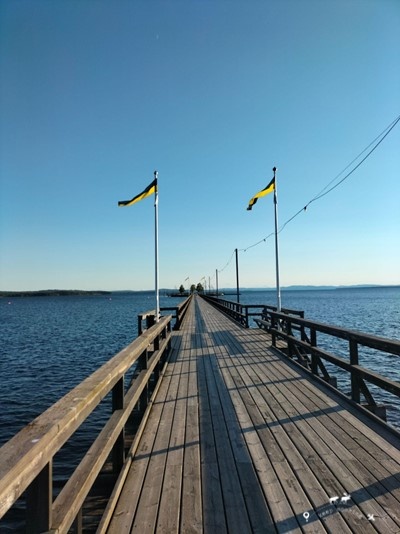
196,302,372,532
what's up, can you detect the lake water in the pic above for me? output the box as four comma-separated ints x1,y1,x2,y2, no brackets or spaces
0,291,185,531
1,287,399,444
0,291,183,446
0,287,399,529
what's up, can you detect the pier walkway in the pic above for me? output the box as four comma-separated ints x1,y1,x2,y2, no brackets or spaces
100,296,400,533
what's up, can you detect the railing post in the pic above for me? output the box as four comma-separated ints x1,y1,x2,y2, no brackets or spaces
174,306,180,330
154,331,160,351
350,339,361,404
146,314,155,330
287,318,293,358
26,461,52,533
72,509,83,534
271,314,276,346
152,331,161,382
167,321,172,353
112,376,125,472
310,328,318,375
139,348,149,413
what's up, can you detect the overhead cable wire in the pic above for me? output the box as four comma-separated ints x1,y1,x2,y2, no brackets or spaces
305,114,400,206
217,249,236,273
208,114,399,282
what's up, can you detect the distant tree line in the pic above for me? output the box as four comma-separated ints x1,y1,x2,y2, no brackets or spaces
0,290,111,298
178,283,204,295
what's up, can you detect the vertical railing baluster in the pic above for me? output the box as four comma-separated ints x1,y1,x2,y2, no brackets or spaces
112,376,125,472
72,508,83,534
310,328,318,375
26,461,52,533
287,318,293,358
350,339,360,404
139,348,149,414
138,315,142,336
153,331,161,382
271,313,277,346
167,322,172,353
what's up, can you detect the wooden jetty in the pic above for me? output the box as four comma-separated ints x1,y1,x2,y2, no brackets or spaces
1,295,400,533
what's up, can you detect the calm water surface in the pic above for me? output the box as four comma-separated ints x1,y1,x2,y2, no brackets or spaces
1,287,399,442
0,287,399,528
0,292,182,445
0,291,184,530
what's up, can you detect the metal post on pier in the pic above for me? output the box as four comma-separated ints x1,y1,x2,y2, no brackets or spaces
235,248,240,303
154,171,160,322
246,165,281,311
273,167,281,312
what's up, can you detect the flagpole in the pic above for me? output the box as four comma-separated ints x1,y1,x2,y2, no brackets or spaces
273,166,281,312
235,248,240,303
154,170,159,322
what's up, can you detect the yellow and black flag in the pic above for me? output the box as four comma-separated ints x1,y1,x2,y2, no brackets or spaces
118,178,157,207
247,177,275,210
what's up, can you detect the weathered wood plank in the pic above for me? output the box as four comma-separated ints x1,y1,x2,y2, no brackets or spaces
96,360,170,533
215,323,373,531
215,354,309,532
106,346,180,532
197,328,227,533
101,295,400,534
196,297,385,532
130,359,182,531
156,340,189,532
259,354,400,528
180,311,202,534
202,352,253,534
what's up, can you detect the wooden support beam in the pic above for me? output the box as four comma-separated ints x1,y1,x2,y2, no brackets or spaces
26,461,52,534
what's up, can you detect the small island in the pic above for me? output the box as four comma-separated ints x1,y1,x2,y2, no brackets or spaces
0,290,111,298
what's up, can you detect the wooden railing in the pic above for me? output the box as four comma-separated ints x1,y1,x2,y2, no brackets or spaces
138,295,192,334
0,315,173,533
201,294,303,328
256,310,400,420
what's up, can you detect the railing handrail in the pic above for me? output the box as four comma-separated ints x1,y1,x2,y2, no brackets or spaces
268,309,400,356
257,308,400,420
201,295,304,328
0,314,173,531
138,295,192,334
201,295,248,326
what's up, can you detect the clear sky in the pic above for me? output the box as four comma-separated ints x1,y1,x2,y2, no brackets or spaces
1,0,399,292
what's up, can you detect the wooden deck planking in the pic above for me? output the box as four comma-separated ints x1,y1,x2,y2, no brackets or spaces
205,305,400,531
196,329,228,533
245,364,389,532
207,327,323,533
261,357,400,529
104,295,400,533
203,298,400,531
204,305,347,533
180,312,202,534
241,339,400,526
106,329,185,532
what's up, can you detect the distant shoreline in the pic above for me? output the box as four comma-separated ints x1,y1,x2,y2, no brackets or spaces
241,284,400,292
0,290,111,298
1,285,398,299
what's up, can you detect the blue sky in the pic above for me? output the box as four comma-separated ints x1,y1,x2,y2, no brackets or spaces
1,0,399,291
